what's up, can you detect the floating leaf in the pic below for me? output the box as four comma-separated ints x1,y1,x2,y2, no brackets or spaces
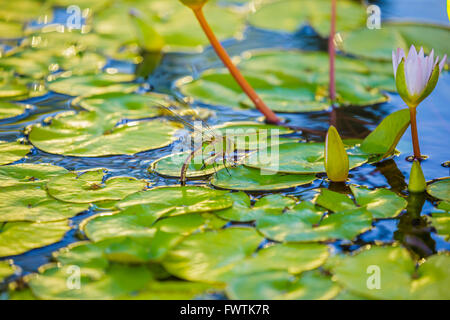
0,185,89,222
227,270,340,300
427,178,450,202
0,260,17,283
0,220,70,257
210,165,317,191
232,243,329,276
215,192,295,222
48,74,137,96
72,91,176,119
29,111,181,157
0,141,32,165
257,202,372,242
0,20,23,39
360,109,411,157
341,23,450,62
316,186,407,219
245,142,368,174
94,1,245,52
122,281,218,300
0,163,67,187
28,263,152,300
329,246,450,300
47,169,147,203
162,228,263,283
248,0,366,36
0,101,31,120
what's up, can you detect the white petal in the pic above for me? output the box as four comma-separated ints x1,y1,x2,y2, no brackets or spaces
439,54,447,73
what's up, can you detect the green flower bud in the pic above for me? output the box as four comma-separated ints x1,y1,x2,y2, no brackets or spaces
179,0,209,10
324,126,349,182
408,160,426,193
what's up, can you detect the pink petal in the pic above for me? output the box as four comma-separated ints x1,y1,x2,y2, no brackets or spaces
439,54,447,73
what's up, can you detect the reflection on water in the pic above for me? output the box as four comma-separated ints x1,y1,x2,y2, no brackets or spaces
0,0,449,284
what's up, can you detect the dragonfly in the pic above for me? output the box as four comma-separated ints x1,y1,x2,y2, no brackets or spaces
155,103,238,186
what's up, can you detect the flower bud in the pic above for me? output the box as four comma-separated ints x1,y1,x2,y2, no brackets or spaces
408,160,426,193
325,126,349,182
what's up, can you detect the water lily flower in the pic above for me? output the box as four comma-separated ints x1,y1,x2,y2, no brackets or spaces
324,126,349,182
392,45,447,159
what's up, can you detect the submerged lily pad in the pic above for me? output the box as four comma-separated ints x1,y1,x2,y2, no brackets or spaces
249,0,366,36
0,141,32,165
315,186,407,219
227,270,340,300
210,165,317,191
0,185,89,222
427,178,450,202
0,220,70,257
428,212,450,241
257,202,372,242
215,192,296,222
178,50,391,112
0,101,31,120
48,74,137,96
28,263,152,300
29,111,181,157
47,169,147,203
162,228,263,283
0,260,17,282
245,142,368,174
0,163,67,187
341,23,450,62
329,246,450,300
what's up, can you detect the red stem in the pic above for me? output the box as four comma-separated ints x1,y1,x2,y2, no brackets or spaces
192,7,280,124
329,0,337,105
409,107,422,159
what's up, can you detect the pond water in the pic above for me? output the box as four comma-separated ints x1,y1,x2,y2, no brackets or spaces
0,0,449,295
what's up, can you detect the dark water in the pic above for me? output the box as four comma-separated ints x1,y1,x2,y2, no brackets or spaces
0,0,449,288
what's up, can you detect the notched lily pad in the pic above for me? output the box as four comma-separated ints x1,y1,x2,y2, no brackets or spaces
0,163,67,187
210,165,317,191
47,169,147,203
257,201,372,242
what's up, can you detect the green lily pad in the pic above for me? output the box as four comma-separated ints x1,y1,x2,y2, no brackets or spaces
114,186,232,225
122,281,218,300
315,186,407,219
72,91,177,119
94,1,245,52
0,185,89,222
0,101,31,120
329,246,450,300
28,263,152,300
0,0,49,22
162,228,263,283
427,178,450,202
0,72,47,99
29,111,181,157
215,192,295,222
48,73,137,96
47,169,147,203
0,163,67,187
0,220,70,257
341,23,450,62
257,201,372,242
0,260,17,282
178,50,391,112
0,20,23,39
249,0,365,36
428,212,450,241
0,141,32,165
83,211,227,260
227,270,340,300
232,243,329,276
245,142,368,174
211,165,317,191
